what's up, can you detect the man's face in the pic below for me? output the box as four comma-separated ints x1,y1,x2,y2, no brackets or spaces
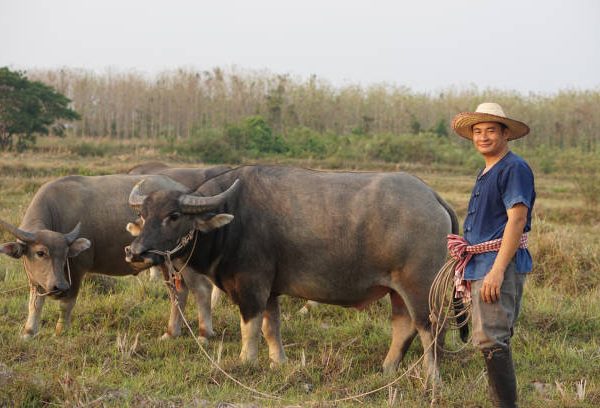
471,122,509,157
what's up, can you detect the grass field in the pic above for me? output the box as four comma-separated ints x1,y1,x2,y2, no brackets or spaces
1,139,599,407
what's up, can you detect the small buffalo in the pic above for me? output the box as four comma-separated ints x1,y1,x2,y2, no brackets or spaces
0,169,224,340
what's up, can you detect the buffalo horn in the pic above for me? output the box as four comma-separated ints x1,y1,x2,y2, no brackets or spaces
179,179,240,214
64,222,82,245
0,219,36,242
128,180,148,211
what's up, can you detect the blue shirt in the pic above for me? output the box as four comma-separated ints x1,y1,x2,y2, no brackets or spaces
463,151,536,280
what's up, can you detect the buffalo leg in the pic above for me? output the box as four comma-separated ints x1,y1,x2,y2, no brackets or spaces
416,325,441,387
298,300,320,315
382,290,417,375
148,266,162,281
55,275,82,336
239,314,262,363
234,275,270,364
393,280,441,388
163,273,189,340
262,295,286,366
182,268,215,340
22,287,46,339
211,286,225,310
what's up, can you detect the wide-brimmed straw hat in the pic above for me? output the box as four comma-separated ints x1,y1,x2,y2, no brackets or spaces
451,102,530,140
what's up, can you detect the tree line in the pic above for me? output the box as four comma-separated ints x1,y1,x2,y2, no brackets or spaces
17,67,600,152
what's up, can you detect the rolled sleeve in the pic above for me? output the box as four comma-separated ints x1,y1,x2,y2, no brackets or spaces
499,162,535,210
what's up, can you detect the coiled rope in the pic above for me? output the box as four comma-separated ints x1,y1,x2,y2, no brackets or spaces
428,257,471,353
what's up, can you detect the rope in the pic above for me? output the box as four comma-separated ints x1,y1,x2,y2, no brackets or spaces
428,257,471,354
174,293,437,404
148,229,198,291
157,226,450,404
174,298,283,400
22,257,74,297
0,284,29,295
172,276,446,405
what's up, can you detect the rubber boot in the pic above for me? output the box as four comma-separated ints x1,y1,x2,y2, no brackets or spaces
482,345,517,408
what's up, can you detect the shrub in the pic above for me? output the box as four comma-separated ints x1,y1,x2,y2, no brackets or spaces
284,127,330,158
184,128,241,164
69,142,109,157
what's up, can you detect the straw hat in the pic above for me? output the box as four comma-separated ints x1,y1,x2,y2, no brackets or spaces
451,102,530,140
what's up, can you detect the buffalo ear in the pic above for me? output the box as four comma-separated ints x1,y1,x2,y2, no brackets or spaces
68,238,91,257
126,222,142,237
194,214,234,233
0,242,26,259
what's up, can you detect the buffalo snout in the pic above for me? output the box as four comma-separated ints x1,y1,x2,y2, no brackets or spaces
44,281,70,298
124,244,163,268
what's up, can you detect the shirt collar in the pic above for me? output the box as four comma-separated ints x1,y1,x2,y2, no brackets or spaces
477,151,513,180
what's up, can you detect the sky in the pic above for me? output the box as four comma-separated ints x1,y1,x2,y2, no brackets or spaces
1,0,599,94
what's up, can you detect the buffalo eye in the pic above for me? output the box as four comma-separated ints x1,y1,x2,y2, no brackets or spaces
168,212,181,222
35,251,46,258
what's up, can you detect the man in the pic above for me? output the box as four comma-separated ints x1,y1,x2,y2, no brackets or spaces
450,102,535,407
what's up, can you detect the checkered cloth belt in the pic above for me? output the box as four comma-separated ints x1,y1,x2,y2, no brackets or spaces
447,233,528,301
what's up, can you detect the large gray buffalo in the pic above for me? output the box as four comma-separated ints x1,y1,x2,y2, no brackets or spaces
126,165,458,382
0,167,228,340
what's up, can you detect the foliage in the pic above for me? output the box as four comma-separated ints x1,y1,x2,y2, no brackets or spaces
284,127,331,158
0,67,80,152
181,128,242,164
431,118,448,137
28,68,600,154
227,116,288,154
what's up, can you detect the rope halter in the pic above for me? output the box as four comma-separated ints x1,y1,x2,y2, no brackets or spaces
147,229,198,293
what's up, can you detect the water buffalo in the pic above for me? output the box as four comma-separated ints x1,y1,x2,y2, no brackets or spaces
127,162,230,305
125,165,458,382
0,169,223,340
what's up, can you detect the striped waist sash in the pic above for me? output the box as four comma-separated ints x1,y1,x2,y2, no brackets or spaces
447,233,528,300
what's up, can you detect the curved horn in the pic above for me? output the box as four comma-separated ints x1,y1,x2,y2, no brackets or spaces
64,222,81,245
128,180,148,212
0,219,35,242
179,179,240,214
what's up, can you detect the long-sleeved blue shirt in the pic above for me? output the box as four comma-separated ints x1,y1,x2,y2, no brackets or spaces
463,151,536,280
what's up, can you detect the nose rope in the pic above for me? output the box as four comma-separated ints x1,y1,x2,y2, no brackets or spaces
147,229,198,292
22,256,73,297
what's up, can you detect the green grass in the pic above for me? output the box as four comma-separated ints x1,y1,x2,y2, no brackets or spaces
0,142,599,407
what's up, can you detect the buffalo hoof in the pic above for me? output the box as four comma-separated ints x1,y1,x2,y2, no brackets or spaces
239,353,259,365
297,300,319,315
21,332,37,341
54,324,65,336
159,332,178,341
382,362,400,377
426,371,443,391
269,357,287,369
199,328,215,339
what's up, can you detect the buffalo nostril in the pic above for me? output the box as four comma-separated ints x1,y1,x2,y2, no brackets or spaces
53,283,69,293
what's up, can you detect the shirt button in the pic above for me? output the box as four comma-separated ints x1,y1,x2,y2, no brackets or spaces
475,191,480,196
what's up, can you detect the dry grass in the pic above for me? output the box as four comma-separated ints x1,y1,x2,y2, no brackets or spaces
0,142,599,407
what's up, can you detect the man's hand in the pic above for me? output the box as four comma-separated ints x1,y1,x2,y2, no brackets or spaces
481,204,528,303
481,267,505,303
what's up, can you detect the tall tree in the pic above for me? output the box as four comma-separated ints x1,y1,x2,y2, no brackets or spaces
0,67,80,151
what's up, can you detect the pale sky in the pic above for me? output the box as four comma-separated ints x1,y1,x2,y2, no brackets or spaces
1,0,599,93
